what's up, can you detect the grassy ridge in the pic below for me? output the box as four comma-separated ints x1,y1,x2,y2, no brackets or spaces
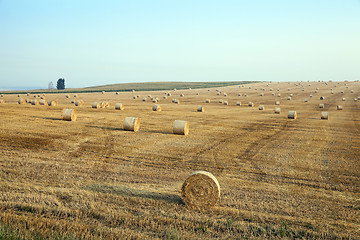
0,81,257,95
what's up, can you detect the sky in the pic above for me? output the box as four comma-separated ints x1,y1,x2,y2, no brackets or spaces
0,0,359,89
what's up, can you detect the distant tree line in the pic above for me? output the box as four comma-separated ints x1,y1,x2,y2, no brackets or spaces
57,78,65,90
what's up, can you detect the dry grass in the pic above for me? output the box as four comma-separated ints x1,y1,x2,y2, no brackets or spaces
0,81,359,239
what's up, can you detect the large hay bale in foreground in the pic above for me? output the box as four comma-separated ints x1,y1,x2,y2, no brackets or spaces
288,111,297,119
321,112,329,120
152,104,161,111
181,171,220,209
274,108,281,114
197,105,204,112
18,98,26,104
62,109,77,121
173,120,189,135
92,102,100,108
123,117,140,132
115,103,124,110
337,105,342,110
48,100,57,106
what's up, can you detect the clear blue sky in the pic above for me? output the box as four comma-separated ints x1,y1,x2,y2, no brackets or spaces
0,0,359,89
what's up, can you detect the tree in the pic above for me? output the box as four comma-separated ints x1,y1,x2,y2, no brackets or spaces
48,81,54,90
57,78,65,90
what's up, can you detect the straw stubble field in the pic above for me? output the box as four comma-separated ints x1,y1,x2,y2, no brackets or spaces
0,81,359,239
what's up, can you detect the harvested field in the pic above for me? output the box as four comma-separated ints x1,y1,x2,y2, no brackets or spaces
0,81,359,239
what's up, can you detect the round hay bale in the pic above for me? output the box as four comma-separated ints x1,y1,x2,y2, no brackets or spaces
274,107,281,114
260,93,264,96
92,102,100,108
275,101,280,105
167,93,172,96
248,102,254,107
132,90,135,93
143,97,147,102
219,99,223,103
288,111,297,119
116,92,119,95
342,98,346,101
102,91,105,94
290,94,293,97
319,103,324,108
74,94,78,98
271,92,275,96
40,95,46,99
37,94,40,98
358,96,360,100
115,103,124,110
62,109,76,121
18,98,25,104
180,94,184,97
236,101,241,106
163,95,167,99
104,102,110,108
48,100,57,106
331,91,334,94
25,99,29,103
175,99,180,104
304,99,308,102
350,90,353,93
17,94,21,97
258,105,264,110
123,117,140,132
152,104,161,111
197,105,204,112
223,101,228,105
27,93,30,96
278,94,281,97
224,93,227,96
33,95,37,98
172,99,175,103
39,99,46,105
205,99,211,103
32,100,39,105
0,100,4,103
238,93,241,96
75,100,83,106
100,102,106,108
310,95,313,98
173,120,189,135
133,96,137,99
71,100,75,103
196,92,199,95
341,90,344,94
321,112,329,120
181,171,220,209
320,96,325,100
244,93,247,97
65,95,69,98
337,105,342,110
287,97,291,100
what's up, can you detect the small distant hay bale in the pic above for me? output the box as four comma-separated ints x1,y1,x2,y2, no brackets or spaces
269,88,273,91
277,88,280,91
205,99,211,103
66,95,69,98
92,102,100,108
0,100,4,103
288,111,297,119
315,90,318,93
236,101,241,106
310,95,313,98
196,92,199,95
18,98,25,104
102,91,105,94
152,104,161,111
342,98,346,101
33,95,37,98
27,93,30,96
260,93,264,96
115,103,124,110
74,94,78,98
32,100,39,105
163,95,167,99
132,90,135,93
180,94,184,97
142,97,147,102
341,91,344,93
244,93,247,97
100,102,106,108
62,109,77,121
274,108,281,114
223,101,228,105
173,120,189,135
37,94,40,97
224,93,227,96
219,99,223,103
71,100,75,103
331,91,334,94
40,95,46,100
275,101,280,105
133,96,137,99
48,100,57,106
321,112,329,120
319,103,324,108
17,94,21,97
271,92,275,96
337,105,342,110
167,92,172,96
248,102,254,107
116,92,119,95
350,90,353,93
25,99,29,103
181,171,220,209
287,97,291,100
75,100,84,106
238,93,241,96
172,99,176,103
217,92,220,95
304,99,308,102
358,96,360,100
174,99,180,104
259,105,264,110
123,117,140,132
152,99,159,103
197,105,204,112
288,88,290,91
278,94,281,97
